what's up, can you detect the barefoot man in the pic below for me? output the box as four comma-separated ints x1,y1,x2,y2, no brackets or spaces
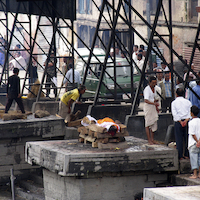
143,76,159,145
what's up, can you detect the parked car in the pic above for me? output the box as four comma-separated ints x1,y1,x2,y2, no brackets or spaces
75,48,141,101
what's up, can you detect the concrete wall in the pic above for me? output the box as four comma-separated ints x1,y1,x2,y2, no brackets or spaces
87,104,132,124
126,113,174,142
0,137,41,183
73,103,132,124
32,101,59,115
43,169,169,200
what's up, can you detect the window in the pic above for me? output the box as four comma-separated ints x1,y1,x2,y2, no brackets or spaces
190,0,198,22
78,0,91,14
86,0,91,14
78,0,85,14
149,0,159,15
124,1,129,15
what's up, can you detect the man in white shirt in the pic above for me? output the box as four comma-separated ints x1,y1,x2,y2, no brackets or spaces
63,64,82,91
161,62,170,72
137,54,144,71
171,88,192,159
143,76,159,145
132,45,138,62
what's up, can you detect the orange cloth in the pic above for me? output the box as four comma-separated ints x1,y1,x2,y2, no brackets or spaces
97,117,115,124
97,117,120,132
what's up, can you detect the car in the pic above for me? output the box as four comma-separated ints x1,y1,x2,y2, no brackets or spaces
75,48,141,101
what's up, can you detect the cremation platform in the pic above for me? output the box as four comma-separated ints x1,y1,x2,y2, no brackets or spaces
26,136,178,200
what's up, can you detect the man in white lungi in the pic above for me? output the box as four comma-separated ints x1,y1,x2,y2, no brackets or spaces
143,76,159,145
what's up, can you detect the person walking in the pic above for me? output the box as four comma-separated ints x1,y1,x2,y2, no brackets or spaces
5,68,25,114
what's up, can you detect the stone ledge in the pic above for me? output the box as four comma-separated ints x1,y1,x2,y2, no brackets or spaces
144,185,200,200
0,115,65,139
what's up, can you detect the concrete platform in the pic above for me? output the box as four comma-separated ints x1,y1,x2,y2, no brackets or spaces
25,136,178,200
144,185,200,200
25,136,178,176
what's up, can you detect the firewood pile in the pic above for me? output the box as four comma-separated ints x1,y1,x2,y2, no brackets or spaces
77,123,129,149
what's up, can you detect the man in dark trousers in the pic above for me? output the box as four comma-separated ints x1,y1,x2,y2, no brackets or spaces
5,68,25,113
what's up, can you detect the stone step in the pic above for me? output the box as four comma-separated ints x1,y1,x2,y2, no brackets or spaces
172,174,200,186
17,180,44,194
28,172,43,187
15,172,45,200
179,159,192,174
15,187,44,200
0,185,25,200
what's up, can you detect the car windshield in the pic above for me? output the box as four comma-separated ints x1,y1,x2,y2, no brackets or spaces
105,61,132,77
105,66,128,77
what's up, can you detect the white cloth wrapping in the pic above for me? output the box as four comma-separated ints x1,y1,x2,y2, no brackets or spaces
143,103,158,128
81,115,97,126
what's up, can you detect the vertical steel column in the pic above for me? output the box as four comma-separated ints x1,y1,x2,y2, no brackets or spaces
93,0,123,105
128,0,134,101
82,0,106,85
5,0,9,82
169,0,174,99
184,21,200,91
0,4,20,85
130,0,163,115
71,19,74,84
146,0,152,71
22,1,45,95
113,0,117,100
36,17,59,102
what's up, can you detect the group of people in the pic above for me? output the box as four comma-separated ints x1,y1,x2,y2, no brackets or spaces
144,74,200,179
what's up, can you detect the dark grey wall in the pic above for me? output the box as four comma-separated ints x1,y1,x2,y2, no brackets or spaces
125,113,174,142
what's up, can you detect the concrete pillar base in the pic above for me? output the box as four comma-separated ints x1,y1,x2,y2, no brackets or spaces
43,169,157,200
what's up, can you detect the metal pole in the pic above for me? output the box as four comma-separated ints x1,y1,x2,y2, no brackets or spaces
10,168,15,200
128,0,134,101
0,5,20,85
82,0,106,85
93,0,123,105
169,0,174,99
130,0,163,115
146,0,152,71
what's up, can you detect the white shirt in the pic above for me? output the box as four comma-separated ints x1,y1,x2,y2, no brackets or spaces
9,56,26,70
143,85,156,103
155,85,161,109
137,59,144,71
171,96,192,122
63,68,81,85
132,51,138,63
163,66,170,71
188,118,200,149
